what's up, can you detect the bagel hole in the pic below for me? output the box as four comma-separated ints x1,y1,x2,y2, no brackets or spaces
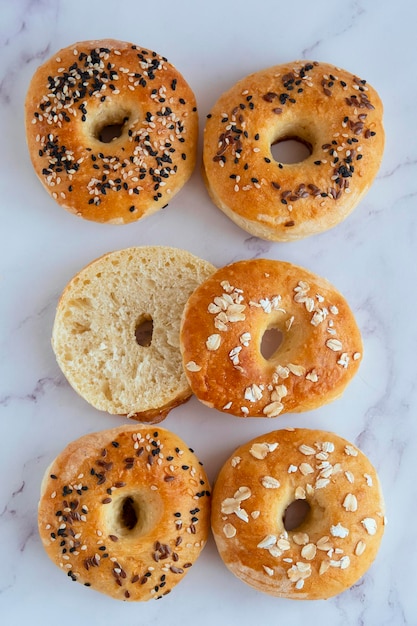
135,317,154,347
283,500,311,531
97,117,129,143
121,496,138,531
108,491,163,540
92,108,132,143
261,327,283,360
271,137,312,164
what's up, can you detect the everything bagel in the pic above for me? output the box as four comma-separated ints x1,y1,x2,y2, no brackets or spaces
38,425,211,601
203,61,384,241
25,39,198,224
180,259,362,418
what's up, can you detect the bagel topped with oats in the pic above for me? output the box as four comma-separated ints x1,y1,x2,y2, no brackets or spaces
180,258,362,418
211,428,385,599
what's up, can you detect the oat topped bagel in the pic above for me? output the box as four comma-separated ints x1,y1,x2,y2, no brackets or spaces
211,428,385,599
25,39,198,224
203,60,384,241
180,258,362,418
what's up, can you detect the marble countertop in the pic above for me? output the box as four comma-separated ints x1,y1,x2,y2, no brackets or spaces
0,1,414,624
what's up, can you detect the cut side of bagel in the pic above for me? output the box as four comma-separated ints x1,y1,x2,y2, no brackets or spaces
52,246,216,423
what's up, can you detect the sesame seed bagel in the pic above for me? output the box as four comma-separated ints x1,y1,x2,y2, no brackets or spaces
180,258,362,418
203,61,384,241
38,424,211,601
211,428,385,600
25,39,198,224
52,246,216,423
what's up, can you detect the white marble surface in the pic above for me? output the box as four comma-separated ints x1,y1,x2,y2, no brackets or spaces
0,0,414,624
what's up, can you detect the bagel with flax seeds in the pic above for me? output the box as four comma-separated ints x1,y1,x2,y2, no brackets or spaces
25,39,198,224
211,428,385,599
52,246,216,423
203,60,384,241
180,258,362,418
38,424,211,601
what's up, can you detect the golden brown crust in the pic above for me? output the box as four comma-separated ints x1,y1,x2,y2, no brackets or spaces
52,246,216,422
203,61,384,241
180,259,362,418
38,425,211,601
25,39,198,224
211,428,385,599
128,394,192,425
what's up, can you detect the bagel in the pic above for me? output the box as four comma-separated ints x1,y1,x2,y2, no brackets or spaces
180,258,362,418
203,60,384,241
211,428,385,599
38,425,211,601
25,39,198,224
52,246,216,423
